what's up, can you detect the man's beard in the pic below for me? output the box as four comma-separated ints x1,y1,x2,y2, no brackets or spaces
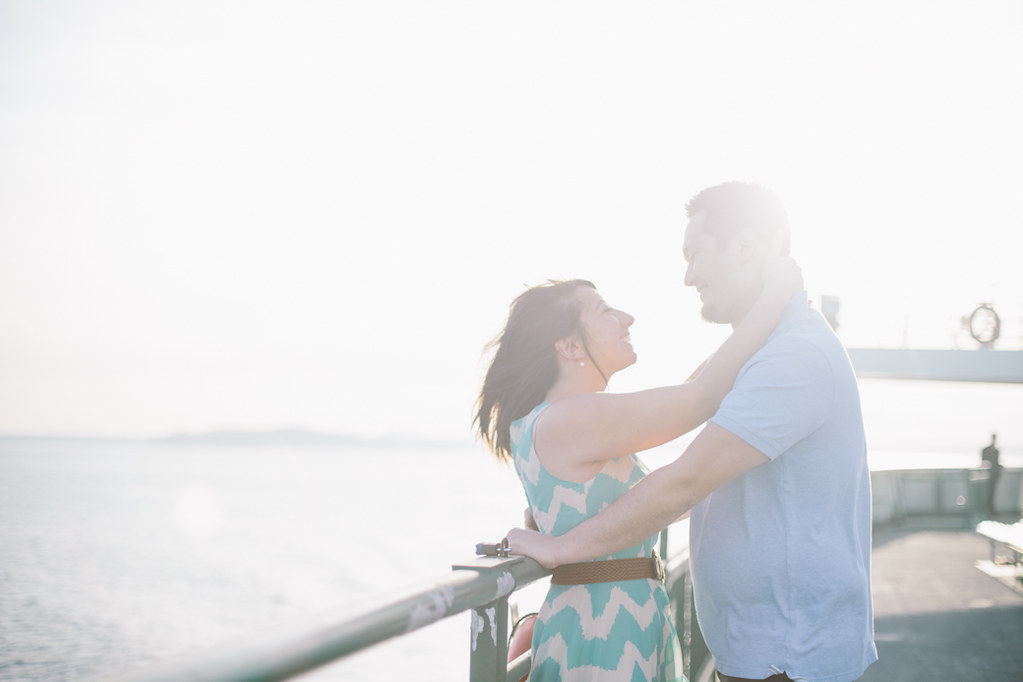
700,302,731,325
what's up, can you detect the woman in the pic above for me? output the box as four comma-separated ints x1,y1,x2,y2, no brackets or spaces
474,259,801,682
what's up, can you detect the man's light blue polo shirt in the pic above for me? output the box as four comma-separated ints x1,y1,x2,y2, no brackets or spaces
691,293,878,682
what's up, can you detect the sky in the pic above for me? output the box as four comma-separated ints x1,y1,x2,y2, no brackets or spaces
1,0,1022,441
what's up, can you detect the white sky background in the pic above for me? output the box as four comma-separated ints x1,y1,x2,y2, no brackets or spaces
1,1,1021,440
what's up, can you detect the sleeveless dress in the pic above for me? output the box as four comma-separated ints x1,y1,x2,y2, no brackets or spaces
511,402,686,682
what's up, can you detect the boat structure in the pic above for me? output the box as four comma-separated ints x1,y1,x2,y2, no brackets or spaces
848,346,1023,384
103,302,1023,682
832,301,1023,383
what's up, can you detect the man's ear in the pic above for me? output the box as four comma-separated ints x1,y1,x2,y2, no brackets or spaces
737,227,760,262
554,336,585,361
740,226,786,260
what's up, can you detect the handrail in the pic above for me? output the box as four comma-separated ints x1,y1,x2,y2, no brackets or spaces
97,466,1023,682
101,540,710,682
106,555,551,682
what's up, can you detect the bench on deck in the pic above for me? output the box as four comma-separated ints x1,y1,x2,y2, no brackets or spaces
976,519,1023,584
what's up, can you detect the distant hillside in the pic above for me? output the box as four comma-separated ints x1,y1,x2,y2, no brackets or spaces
158,429,367,447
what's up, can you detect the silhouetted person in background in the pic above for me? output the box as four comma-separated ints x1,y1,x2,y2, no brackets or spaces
981,433,1001,517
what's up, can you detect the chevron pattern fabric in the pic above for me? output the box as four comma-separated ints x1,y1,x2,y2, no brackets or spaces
512,403,686,682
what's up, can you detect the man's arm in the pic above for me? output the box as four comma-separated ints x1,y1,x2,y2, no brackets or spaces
506,422,769,568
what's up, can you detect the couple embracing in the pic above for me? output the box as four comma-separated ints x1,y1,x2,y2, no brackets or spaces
474,181,877,682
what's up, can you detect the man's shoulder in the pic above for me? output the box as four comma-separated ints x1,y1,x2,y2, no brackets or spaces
759,316,835,362
738,316,846,394
763,307,844,359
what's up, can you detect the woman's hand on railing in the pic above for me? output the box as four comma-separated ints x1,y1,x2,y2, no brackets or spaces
505,527,560,569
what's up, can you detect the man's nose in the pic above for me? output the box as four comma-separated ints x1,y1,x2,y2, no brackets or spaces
683,262,696,287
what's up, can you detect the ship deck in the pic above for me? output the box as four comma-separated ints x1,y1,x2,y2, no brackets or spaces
859,515,1023,681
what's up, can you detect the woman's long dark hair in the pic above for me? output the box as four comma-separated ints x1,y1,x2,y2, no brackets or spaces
474,279,595,463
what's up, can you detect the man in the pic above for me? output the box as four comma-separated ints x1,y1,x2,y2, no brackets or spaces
508,181,877,682
981,433,1001,517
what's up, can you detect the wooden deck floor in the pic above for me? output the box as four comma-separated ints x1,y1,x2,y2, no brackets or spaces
858,519,1023,681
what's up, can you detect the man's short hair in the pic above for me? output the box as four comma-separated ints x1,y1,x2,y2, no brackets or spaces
685,181,791,256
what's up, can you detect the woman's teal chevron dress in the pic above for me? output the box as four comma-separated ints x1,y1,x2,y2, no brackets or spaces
512,403,686,682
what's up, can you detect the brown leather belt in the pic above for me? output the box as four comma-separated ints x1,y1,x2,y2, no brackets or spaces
550,551,665,585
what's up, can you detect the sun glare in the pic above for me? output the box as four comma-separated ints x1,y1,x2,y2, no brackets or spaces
0,1,1021,440
174,485,224,538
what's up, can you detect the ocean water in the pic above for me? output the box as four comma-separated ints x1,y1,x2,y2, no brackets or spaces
1,379,1021,681
0,440,529,682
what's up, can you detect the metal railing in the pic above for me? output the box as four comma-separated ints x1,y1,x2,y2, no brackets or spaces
106,466,1023,682
871,466,1022,527
105,530,708,682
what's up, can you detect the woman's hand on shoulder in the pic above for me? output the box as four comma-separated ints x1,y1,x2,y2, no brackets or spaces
761,256,803,299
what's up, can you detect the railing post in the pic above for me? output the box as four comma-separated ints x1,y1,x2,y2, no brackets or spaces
469,597,510,682
453,555,523,682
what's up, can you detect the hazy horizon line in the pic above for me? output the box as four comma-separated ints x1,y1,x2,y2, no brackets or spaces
0,428,475,448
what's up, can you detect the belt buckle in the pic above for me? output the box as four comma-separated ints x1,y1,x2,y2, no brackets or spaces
651,551,665,582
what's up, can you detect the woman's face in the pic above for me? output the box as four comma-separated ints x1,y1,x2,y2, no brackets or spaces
573,287,637,376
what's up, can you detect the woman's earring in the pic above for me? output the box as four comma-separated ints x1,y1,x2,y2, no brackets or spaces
579,361,585,367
